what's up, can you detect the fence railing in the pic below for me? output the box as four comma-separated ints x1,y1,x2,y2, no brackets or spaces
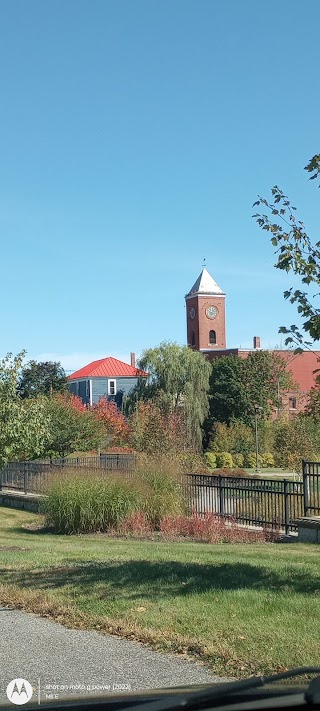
184,474,304,533
303,459,320,516
1,457,319,534
0,454,135,494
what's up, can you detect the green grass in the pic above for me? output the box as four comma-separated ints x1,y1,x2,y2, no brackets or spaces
0,508,320,678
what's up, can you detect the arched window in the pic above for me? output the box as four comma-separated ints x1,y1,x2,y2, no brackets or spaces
209,330,216,345
191,331,195,346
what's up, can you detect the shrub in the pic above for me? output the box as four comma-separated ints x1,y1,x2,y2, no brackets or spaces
117,511,152,536
259,452,275,468
209,421,254,457
232,453,244,467
245,452,260,468
160,512,275,544
44,473,141,534
215,452,233,468
212,467,252,478
204,452,217,469
177,452,211,474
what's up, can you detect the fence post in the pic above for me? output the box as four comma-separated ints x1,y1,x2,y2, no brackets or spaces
284,479,290,535
302,459,309,517
23,462,28,495
219,475,224,516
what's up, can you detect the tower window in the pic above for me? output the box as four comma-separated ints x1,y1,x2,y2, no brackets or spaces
191,331,195,346
209,330,216,345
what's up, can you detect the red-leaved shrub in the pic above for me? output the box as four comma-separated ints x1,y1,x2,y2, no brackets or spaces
118,511,153,536
160,512,278,544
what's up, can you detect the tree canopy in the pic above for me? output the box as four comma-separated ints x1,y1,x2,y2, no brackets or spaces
130,341,211,450
42,394,104,457
18,360,69,398
0,352,51,466
253,153,320,349
204,350,295,441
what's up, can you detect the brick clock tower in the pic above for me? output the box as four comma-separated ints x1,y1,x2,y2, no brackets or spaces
185,268,226,351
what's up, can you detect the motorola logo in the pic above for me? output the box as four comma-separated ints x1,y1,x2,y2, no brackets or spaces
6,679,33,705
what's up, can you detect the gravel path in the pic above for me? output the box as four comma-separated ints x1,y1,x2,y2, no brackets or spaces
0,607,228,705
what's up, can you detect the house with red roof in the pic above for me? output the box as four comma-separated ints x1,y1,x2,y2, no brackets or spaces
68,353,148,406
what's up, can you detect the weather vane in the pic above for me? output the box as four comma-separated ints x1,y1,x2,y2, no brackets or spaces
202,257,206,268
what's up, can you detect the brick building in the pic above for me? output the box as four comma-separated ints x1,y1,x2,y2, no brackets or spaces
185,267,320,415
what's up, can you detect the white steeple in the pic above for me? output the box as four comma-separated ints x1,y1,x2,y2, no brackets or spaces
186,268,225,298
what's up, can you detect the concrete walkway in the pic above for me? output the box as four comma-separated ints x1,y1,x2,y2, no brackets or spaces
0,607,228,705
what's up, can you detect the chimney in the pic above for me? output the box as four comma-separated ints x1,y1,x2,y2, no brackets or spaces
253,336,261,349
130,352,136,368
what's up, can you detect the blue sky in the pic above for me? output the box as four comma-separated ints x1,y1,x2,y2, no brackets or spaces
1,0,319,372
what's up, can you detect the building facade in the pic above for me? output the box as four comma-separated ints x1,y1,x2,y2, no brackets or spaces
68,354,148,406
185,267,320,414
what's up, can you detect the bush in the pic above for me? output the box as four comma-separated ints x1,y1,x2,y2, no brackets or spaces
177,453,211,474
160,513,276,544
213,467,253,478
209,421,254,457
215,452,233,468
44,472,141,534
245,452,260,468
117,511,152,536
232,453,244,467
204,452,217,469
260,452,275,468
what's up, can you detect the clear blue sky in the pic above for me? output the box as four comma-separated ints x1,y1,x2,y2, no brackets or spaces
1,0,319,372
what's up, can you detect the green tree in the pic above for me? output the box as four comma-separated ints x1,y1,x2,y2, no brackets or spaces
253,154,320,349
273,416,317,472
207,355,249,428
0,352,51,466
130,341,211,450
204,351,294,445
18,360,69,398
42,394,104,457
306,385,320,419
242,350,294,418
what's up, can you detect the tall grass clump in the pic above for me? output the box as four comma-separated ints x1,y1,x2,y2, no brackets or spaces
44,470,141,534
134,454,188,529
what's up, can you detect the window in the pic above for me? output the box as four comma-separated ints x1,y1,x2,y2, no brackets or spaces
191,331,195,346
209,329,216,345
289,396,297,410
108,379,117,396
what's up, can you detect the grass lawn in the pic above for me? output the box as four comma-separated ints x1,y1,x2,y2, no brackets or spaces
0,508,319,678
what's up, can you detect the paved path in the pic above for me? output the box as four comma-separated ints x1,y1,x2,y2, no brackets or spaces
0,607,228,705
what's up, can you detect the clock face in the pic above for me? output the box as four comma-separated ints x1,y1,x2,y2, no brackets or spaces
206,305,218,319
189,307,196,320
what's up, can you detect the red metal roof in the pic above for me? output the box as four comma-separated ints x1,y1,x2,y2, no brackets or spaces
68,357,148,380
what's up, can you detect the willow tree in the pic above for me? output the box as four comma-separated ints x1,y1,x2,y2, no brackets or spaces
133,341,211,451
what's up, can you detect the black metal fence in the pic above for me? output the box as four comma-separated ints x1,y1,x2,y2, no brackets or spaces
1,456,319,534
0,454,135,494
303,459,320,516
184,474,304,534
